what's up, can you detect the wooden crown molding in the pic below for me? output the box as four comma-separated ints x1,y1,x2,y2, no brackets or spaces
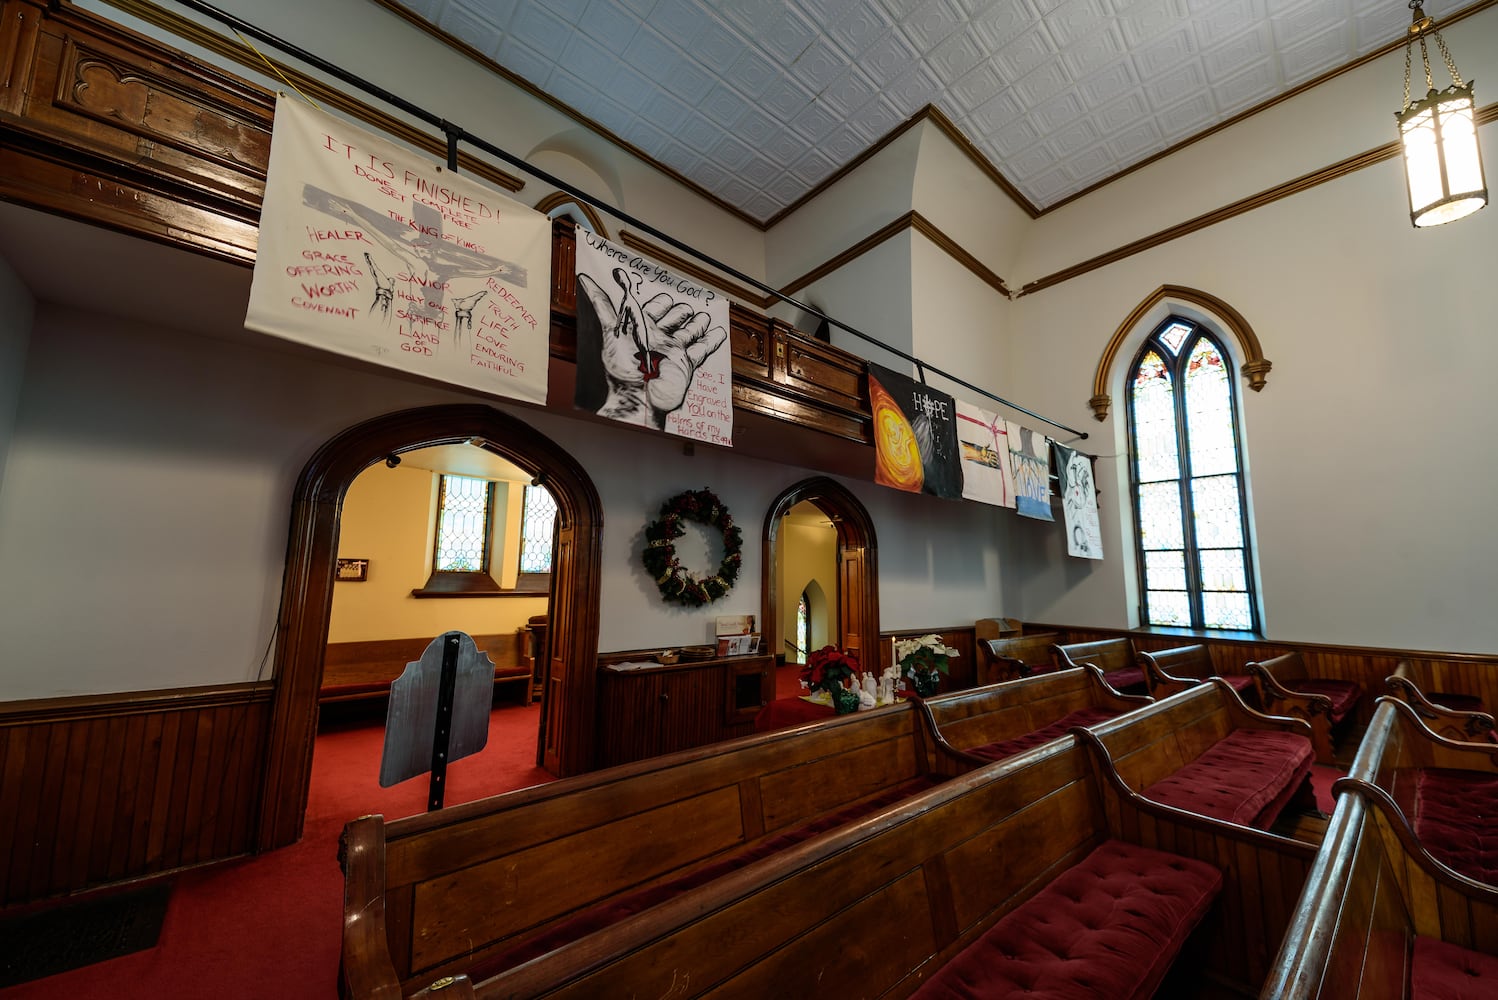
777,210,1012,301
1019,102,1497,299
1090,285,1270,422
100,0,525,193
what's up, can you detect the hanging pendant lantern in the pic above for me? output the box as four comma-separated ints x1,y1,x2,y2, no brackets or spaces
1396,1,1487,227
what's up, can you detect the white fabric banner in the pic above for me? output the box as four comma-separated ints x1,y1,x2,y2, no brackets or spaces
1054,442,1103,560
247,96,552,404
955,401,1017,508
1007,420,1054,522
573,226,732,445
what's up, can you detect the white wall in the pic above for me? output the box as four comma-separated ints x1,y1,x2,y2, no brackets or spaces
1006,136,1498,653
0,255,33,496
0,295,1007,700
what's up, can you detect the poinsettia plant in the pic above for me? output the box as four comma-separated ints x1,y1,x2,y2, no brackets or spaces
894,634,959,696
800,645,861,695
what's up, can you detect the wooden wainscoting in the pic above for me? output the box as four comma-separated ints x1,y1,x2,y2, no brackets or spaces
0,683,272,907
1030,623,1498,731
879,626,977,691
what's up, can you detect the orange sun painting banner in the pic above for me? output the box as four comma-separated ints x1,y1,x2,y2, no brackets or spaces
867,363,963,500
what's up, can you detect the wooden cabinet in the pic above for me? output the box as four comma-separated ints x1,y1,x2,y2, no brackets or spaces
595,654,774,768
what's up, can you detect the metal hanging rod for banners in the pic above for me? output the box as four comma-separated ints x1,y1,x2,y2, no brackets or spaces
172,0,1088,441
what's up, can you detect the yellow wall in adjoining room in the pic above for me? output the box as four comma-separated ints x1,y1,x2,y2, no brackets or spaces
328,463,545,644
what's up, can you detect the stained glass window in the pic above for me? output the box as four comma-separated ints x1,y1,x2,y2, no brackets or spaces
796,591,810,664
1127,317,1257,631
518,484,557,574
434,474,493,572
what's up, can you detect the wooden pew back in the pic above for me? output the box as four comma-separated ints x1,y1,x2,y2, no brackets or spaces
977,632,1058,684
1053,637,1135,674
345,703,966,993
1085,680,1287,793
1265,747,1498,999
1386,660,1496,743
920,666,1145,761
1260,794,1414,999
473,741,1111,999
1077,683,1322,988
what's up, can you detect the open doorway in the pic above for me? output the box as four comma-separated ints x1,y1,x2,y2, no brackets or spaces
761,477,880,682
257,404,603,853
305,441,555,829
776,503,837,666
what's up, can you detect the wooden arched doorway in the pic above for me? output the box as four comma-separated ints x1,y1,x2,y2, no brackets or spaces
762,477,879,668
257,404,602,851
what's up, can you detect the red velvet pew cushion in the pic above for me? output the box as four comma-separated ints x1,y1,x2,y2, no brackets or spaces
966,707,1120,763
1104,667,1146,692
1288,679,1361,723
1413,936,1498,999
1143,729,1314,829
910,839,1221,1000
468,775,941,981
1414,768,1498,883
1219,674,1255,695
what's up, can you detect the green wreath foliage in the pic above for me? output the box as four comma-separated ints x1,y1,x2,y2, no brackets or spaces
642,488,743,607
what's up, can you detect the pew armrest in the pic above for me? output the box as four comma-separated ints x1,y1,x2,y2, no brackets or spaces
1386,669,1495,743
339,815,403,1000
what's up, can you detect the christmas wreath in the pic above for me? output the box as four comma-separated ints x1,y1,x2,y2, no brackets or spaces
642,488,742,607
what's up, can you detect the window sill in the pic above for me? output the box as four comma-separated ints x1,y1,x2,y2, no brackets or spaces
411,571,550,599
410,589,550,599
1126,624,1263,643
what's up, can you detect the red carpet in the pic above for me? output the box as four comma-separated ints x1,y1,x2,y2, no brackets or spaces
0,701,551,1000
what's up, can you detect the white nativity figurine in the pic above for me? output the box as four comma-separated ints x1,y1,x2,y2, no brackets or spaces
858,688,876,711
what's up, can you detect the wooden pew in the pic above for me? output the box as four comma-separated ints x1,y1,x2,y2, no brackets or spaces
1139,643,1256,703
1078,680,1317,834
322,633,533,704
1385,659,1495,744
339,701,975,997
1333,696,1498,890
976,631,1058,684
409,737,1284,999
1261,755,1498,997
918,665,1150,765
1246,651,1362,764
1052,636,1147,694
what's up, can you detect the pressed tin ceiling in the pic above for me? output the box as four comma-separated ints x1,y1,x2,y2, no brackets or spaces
390,0,1458,222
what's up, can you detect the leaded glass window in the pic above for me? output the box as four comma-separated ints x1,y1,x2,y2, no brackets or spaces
518,484,557,575
1127,318,1257,631
433,474,494,572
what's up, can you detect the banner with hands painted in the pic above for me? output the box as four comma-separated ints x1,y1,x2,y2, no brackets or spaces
574,227,732,445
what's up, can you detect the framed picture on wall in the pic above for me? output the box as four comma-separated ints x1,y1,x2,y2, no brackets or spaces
335,558,369,582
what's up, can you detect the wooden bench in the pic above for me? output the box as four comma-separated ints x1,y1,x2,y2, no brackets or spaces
1385,659,1495,744
322,632,534,704
1139,643,1256,703
338,701,976,998
1262,745,1498,998
1333,696,1498,889
1246,650,1362,764
919,665,1150,766
399,736,1278,999
1052,637,1148,694
1079,679,1317,833
976,631,1058,684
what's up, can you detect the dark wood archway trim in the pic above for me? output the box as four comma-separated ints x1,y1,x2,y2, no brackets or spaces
257,404,603,851
761,477,879,669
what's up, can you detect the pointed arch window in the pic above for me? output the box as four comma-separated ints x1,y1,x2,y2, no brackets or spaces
1127,318,1257,631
